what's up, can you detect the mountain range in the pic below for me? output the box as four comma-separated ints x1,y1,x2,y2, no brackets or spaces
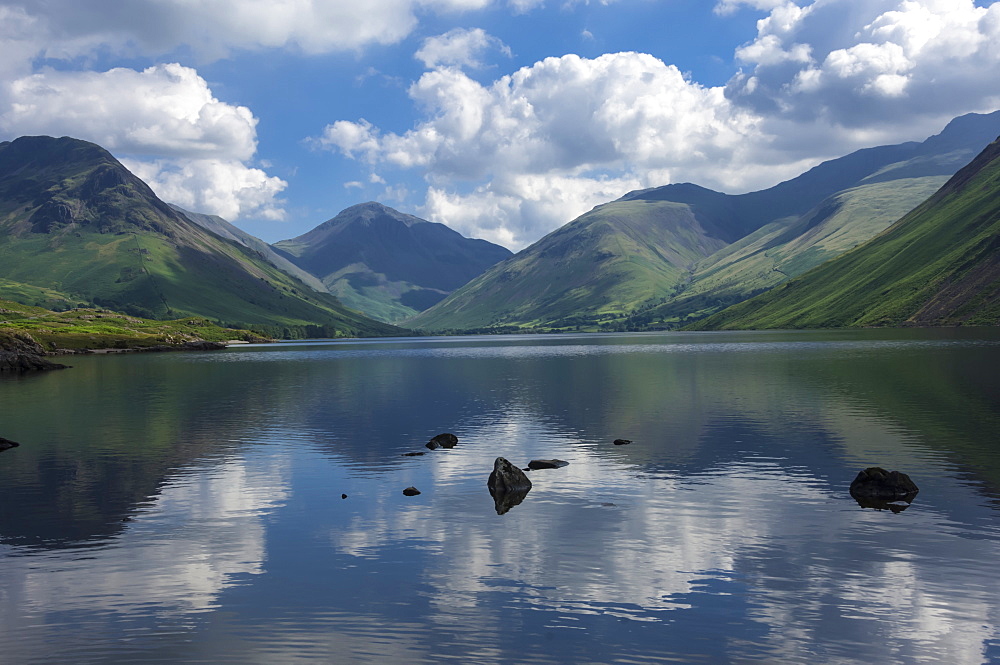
409,111,1000,331
272,202,511,323
2,110,998,338
692,135,1000,329
0,136,400,338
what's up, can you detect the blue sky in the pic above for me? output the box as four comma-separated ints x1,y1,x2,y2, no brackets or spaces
1,0,999,249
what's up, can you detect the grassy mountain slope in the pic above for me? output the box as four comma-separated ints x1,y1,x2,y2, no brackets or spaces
412,111,1000,332
170,205,329,293
273,202,512,323
408,199,730,331
693,136,1000,329
0,136,401,338
0,298,266,350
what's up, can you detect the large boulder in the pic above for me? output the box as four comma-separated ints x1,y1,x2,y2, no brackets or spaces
488,457,532,515
0,331,68,372
850,467,919,500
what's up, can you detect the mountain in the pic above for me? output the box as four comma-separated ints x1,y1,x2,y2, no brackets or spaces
272,202,512,323
409,111,1000,332
691,135,1000,329
170,205,329,293
0,136,401,338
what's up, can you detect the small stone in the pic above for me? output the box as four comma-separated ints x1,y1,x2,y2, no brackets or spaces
403,486,421,496
488,457,532,515
613,439,632,446
341,494,348,499
527,459,569,470
428,433,458,449
402,452,426,457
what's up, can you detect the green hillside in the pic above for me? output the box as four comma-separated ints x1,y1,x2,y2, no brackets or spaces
0,136,402,338
694,137,1000,330
273,202,511,324
411,111,1000,332
408,198,729,331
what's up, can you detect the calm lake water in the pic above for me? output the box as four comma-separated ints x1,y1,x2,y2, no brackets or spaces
2,329,1000,664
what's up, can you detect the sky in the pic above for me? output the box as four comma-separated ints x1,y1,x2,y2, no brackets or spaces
1,0,999,250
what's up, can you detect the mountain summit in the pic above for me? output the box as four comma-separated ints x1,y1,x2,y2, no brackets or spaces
0,136,400,337
273,202,512,323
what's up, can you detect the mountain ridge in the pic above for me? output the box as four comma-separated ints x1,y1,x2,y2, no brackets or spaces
410,110,1000,332
0,136,402,338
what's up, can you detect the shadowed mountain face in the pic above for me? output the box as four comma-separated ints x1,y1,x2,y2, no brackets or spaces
410,111,1000,332
273,202,512,323
0,136,401,338
695,135,1000,330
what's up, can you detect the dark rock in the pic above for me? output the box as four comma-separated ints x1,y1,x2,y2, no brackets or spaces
527,459,569,470
427,432,458,449
488,457,532,515
0,331,69,372
850,467,919,501
613,439,632,446
403,486,421,496
402,451,426,457
0,437,21,452
341,494,348,499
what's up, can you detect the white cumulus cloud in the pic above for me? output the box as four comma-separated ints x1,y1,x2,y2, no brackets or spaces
0,63,286,221
416,28,511,70
316,51,770,248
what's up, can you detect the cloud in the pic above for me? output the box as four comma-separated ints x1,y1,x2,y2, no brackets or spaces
415,28,511,70
2,0,499,62
123,158,287,222
1,63,286,221
728,0,1000,131
315,52,767,248
317,1,1000,250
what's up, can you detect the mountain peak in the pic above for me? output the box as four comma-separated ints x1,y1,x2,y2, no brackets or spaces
337,201,428,228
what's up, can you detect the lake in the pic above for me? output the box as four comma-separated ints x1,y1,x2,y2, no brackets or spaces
1,329,1000,664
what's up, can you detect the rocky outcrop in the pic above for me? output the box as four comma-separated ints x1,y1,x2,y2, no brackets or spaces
0,331,68,372
850,467,919,502
488,457,532,515
425,432,458,450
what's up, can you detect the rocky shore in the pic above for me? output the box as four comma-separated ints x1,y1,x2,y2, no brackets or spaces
0,331,69,372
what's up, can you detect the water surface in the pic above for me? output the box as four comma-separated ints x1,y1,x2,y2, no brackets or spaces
1,329,999,664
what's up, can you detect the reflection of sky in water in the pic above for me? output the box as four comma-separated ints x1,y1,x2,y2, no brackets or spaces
1,331,999,663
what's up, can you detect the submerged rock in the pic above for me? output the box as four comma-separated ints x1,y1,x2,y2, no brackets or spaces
527,459,569,470
403,486,421,496
850,467,919,502
488,457,532,515
613,439,632,446
0,437,20,452
425,433,458,450
402,451,426,457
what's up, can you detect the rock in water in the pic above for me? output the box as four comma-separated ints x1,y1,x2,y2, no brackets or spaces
849,467,919,500
613,439,632,446
487,457,532,515
0,437,20,452
527,459,569,470
0,331,68,372
403,486,421,496
427,433,458,449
